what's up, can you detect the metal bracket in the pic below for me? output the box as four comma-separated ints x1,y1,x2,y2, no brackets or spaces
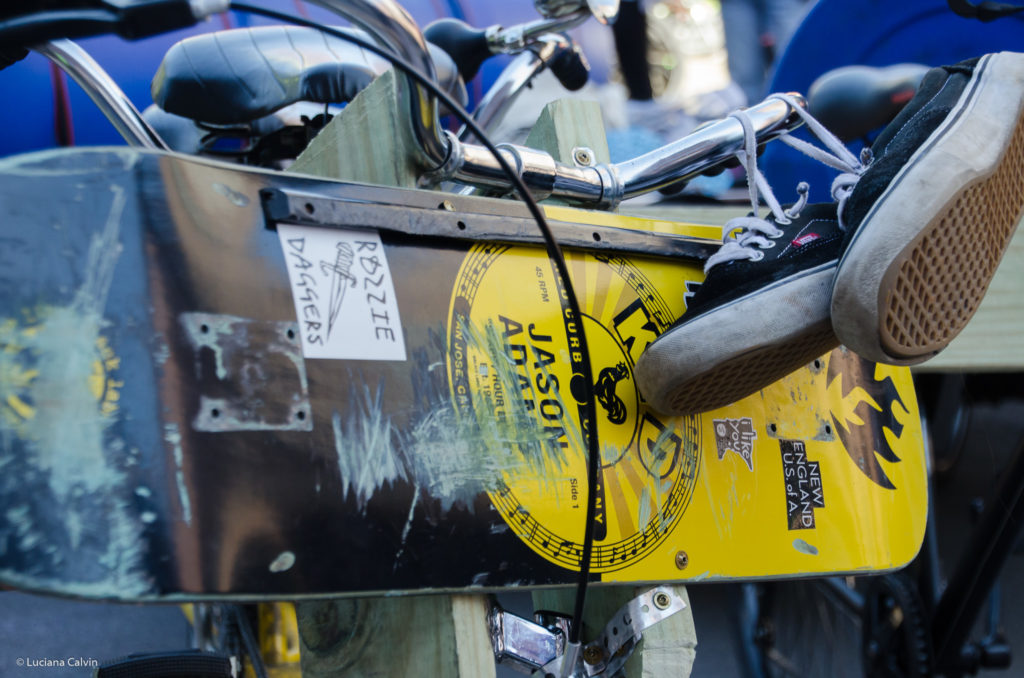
489,605,567,674
489,586,687,677
579,587,688,677
260,186,716,262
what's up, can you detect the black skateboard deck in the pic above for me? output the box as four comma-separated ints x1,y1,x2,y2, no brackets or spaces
0,149,927,600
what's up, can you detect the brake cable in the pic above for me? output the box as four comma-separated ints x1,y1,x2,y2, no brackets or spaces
229,2,602,654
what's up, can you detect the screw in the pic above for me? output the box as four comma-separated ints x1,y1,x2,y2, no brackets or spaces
439,199,456,211
583,645,604,665
572,147,594,167
653,592,672,610
675,551,689,570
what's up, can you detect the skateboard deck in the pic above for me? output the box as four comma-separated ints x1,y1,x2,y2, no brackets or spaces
0,148,928,601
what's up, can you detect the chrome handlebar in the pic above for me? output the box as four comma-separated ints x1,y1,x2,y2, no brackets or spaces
436,95,806,208
484,10,590,54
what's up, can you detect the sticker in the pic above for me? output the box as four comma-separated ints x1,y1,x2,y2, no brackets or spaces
780,439,824,530
446,246,700,573
713,417,756,471
277,225,406,361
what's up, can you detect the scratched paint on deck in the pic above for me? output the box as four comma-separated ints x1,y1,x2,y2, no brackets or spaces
793,538,819,556
331,322,574,514
163,423,193,525
0,184,151,595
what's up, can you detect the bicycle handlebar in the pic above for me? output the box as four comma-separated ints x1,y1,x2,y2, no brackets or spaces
437,94,805,207
0,0,228,44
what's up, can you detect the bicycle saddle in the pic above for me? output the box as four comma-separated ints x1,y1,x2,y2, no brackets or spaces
807,63,930,142
151,25,466,125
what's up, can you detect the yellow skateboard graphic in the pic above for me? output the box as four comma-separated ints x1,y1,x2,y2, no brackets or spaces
447,207,927,582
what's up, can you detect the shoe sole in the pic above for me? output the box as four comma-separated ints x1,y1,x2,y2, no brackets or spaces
635,264,838,416
831,51,1024,364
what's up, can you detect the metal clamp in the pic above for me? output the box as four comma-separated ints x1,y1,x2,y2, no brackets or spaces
490,586,687,677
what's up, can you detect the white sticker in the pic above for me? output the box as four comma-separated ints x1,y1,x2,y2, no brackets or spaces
277,224,406,361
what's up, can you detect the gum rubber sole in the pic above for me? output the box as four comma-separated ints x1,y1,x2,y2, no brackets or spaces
832,52,1024,364
636,264,838,416
879,114,1024,359
658,322,837,416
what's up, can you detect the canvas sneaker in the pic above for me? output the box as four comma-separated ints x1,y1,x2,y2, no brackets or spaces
635,203,846,415
831,52,1024,364
635,94,868,416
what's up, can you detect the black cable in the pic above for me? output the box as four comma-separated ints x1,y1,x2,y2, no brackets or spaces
228,2,601,647
231,605,270,678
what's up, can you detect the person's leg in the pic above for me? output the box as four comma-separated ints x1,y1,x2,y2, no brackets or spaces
720,0,765,105
612,0,654,101
761,0,810,67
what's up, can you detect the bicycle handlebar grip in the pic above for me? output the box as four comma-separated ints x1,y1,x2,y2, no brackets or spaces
807,63,929,142
547,41,589,91
423,18,491,82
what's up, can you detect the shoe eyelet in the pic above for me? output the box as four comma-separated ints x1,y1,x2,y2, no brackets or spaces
762,240,777,249
751,250,766,262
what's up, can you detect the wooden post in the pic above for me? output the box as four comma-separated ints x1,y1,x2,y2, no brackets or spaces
296,595,493,677
525,97,698,678
289,69,419,187
288,71,496,678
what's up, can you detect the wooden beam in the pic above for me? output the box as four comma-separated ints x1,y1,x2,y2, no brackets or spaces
289,69,418,188
289,71,495,678
296,595,493,677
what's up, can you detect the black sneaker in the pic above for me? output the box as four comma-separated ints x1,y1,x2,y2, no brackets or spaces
831,52,1024,364
635,203,845,415
635,93,867,416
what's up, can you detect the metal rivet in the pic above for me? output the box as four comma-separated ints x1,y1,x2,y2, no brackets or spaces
439,200,456,211
572,146,594,167
653,592,672,610
675,551,688,570
583,645,604,665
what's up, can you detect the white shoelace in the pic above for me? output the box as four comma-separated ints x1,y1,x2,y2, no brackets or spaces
703,92,870,274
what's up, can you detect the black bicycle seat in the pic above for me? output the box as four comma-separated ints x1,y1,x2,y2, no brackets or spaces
151,25,465,125
807,63,930,142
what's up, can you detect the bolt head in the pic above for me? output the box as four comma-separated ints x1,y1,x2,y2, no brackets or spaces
675,551,689,570
653,592,672,610
572,147,594,167
583,645,604,665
